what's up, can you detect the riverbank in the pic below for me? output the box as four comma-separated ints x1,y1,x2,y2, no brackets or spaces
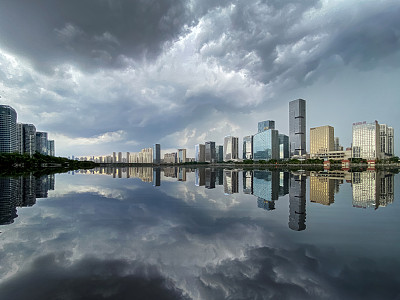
0,153,98,176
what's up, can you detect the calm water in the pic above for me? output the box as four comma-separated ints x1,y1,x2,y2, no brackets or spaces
0,167,399,299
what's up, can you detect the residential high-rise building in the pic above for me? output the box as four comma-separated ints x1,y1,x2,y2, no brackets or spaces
178,149,187,163
118,152,122,163
0,105,17,153
224,136,239,161
289,99,306,157
352,121,381,160
195,144,205,162
243,135,253,160
258,120,275,133
205,141,216,162
23,124,36,156
253,129,279,160
278,134,289,160
48,140,55,156
380,124,394,157
113,152,116,163
215,145,223,162
16,123,24,154
153,144,161,164
35,132,48,155
164,152,177,163
310,125,334,158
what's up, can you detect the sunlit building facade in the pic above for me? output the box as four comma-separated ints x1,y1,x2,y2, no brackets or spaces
310,125,334,158
352,121,381,160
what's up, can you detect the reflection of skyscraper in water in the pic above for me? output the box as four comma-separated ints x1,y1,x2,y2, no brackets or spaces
310,175,335,206
352,171,394,209
224,170,239,194
22,174,36,207
152,168,161,186
215,169,224,186
178,167,187,182
289,173,306,231
195,168,205,186
36,175,54,198
0,177,19,225
253,170,280,211
243,170,253,194
279,172,289,196
205,168,216,189
163,167,178,178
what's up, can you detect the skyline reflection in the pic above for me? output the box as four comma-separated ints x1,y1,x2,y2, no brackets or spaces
1,167,396,232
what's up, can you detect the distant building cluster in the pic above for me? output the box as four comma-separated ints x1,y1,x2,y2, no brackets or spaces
79,98,395,163
0,105,55,156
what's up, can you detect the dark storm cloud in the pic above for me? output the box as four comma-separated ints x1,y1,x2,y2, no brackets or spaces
196,0,400,86
0,253,189,300
0,0,192,72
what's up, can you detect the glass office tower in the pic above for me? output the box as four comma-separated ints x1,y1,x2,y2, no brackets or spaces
289,99,306,157
0,105,17,153
195,144,205,162
205,141,216,162
153,144,161,164
253,129,279,160
278,134,289,160
258,120,275,133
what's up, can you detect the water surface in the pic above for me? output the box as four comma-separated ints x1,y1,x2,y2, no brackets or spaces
0,167,399,299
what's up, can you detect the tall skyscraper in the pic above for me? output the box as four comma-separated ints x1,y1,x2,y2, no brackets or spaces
178,149,187,163
310,125,334,158
35,132,48,155
352,121,381,160
380,124,394,157
258,120,275,133
205,141,216,162
215,145,223,162
289,99,306,157
0,105,17,153
48,140,55,156
16,123,24,154
195,144,205,162
23,124,36,156
224,136,239,161
253,129,279,160
243,135,253,160
153,144,161,163
278,134,289,160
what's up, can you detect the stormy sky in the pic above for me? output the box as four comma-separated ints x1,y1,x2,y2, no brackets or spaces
0,0,399,157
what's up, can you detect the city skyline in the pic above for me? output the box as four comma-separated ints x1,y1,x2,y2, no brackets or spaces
0,1,399,157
